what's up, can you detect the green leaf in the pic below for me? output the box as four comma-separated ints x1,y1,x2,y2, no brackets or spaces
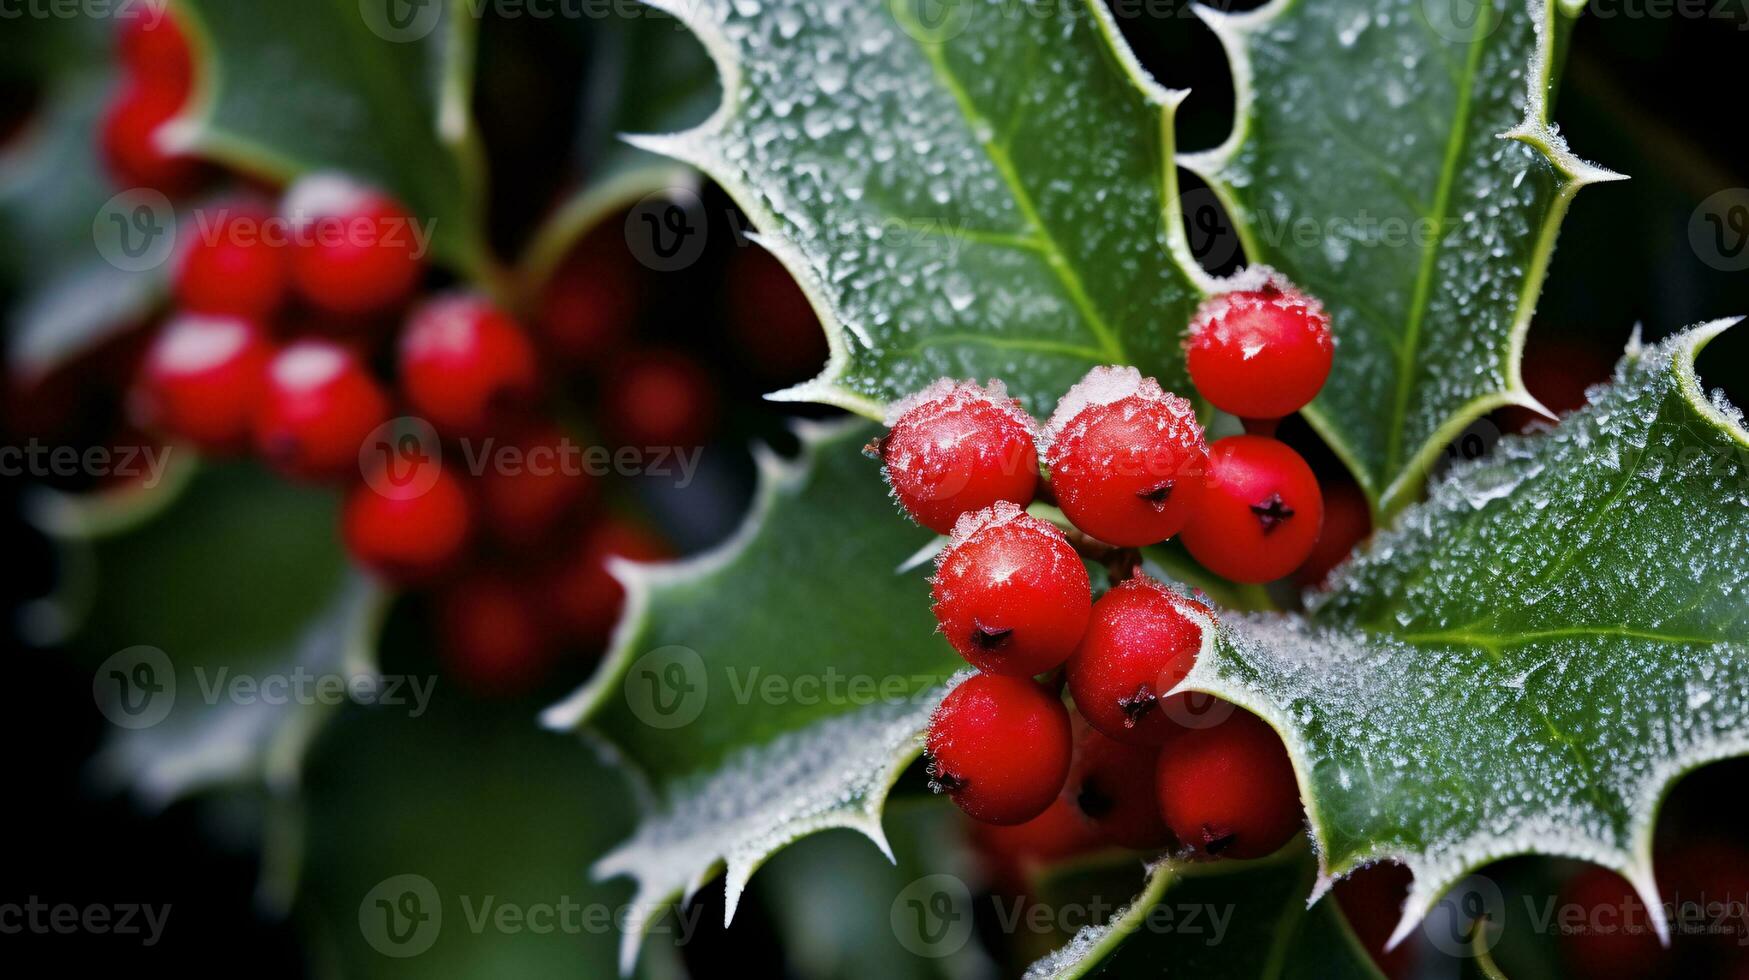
294,691,686,979
518,8,718,285
175,0,491,276
544,420,963,971
1185,0,1621,516
631,0,1208,418
1025,844,1382,979
66,464,380,810
1180,322,1749,947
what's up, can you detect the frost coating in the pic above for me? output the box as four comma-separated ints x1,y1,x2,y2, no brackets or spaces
1185,0,1622,515
1040,365,1203,461
1180,322,1749,950
627,0,1208,419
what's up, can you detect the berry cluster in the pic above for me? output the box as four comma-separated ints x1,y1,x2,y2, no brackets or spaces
876,276,1336,859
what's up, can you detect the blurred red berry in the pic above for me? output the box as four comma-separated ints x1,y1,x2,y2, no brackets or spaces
399,293,539,436
476,424,596,550
342,468,472,585
132,313,271,453
173,201,288,320
254,339,390,480
600,350,716,448
116,8,194,101
536,238,640,367
436,571,558,697
1557,866,1669,980
283,174,423,316
543,519,670,644
725,247,827,386
99,80,204,194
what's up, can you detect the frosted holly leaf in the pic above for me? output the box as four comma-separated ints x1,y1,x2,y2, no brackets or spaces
1185,0,1623,517
1026,845,1381,979
1179,322,1749,949
543,420,964,973
628,0,1208,419
174,0,491,275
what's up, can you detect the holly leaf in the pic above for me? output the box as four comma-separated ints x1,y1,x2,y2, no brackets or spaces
630,0,1209,418
1184,0,1621,516
1180,322,1749,948
65,464,381,812
543,420,963,972
175,0,491,275
1026,844,1381,979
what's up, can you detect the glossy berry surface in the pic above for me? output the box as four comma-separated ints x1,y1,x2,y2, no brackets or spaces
283,174,423,316
1068,725,1172,850
600,349,716,447
254,339,390,480
100,81,205,194
926,673,1072,826
1043,366,1207,547
880,379,1039,535
1180,435,1324,583
1066,576,1205,746
436,572,557,697
1154,708,1302,859
133,314,271,452
476,425,596,550
341,468,472,585
932,502,1091,677
543,520,669,644
173,202,288,319
1186,278,1333,420
399,294,539,436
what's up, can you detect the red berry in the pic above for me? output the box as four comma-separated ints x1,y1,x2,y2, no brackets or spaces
600,350,716,448
931,502,1091,677
543,520,670,644
1331,862,1416,979
1556,867,1668,980
131,313,271,453
1043,366,1207,547
1180,435,1324,584
476,425,596,550
399,293,539,436
1186,276,1333,420
173,201,288,319
436,571,558,697
1294,478,1370,588
880,379,1039,535
99,80,205,194
536,238,640,367
342,467,472,585
254,339,390,480
926,674,1072,826
116,8,193,101
968,795,1103,892
282,174,423,316
725,248,827,387
1065,576,1206,746
1154,708,1301,859
1068,725,1172,850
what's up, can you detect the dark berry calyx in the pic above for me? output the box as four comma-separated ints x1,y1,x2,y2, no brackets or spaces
1136,481,1174,511
1117,684,1158,727
1249,492,1295,534
1075,780,1115,820
972,620,1014,650
926,758,967,794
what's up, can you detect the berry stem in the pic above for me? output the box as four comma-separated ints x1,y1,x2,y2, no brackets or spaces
1058,524,1143,584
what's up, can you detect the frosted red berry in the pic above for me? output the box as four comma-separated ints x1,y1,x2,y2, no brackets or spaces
1154,708,1302,859
1180,435,1324,584
283,174,423,316
476,425,596,550
399,293,540,436
926,673,1072,826
1065,576,1206,746
880,379,1039,535
1186,275,1333,420
254,339,390,480
1043,366,1207,547
436,571,557,697
932,502,1091,677
543,520,670,644
1068,725,1172,850
100,80,205,194
173,201,288,319
342,467,472,585
132,313,271,453
600,349,716,447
